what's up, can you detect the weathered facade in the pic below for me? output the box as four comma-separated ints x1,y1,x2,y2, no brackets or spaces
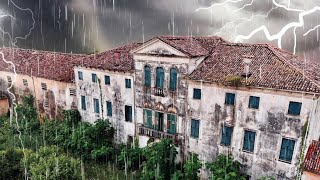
1,36,320,179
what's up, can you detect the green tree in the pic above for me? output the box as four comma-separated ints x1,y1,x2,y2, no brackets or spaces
184,153,201,180
16,95,39,133
0,148,25,180
141,139,177,180
206,154,245,180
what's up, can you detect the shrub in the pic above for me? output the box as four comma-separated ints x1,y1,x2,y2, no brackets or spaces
184,153,201,180
0,148,25,179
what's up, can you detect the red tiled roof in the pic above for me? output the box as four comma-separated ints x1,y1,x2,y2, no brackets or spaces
304,140,320,174
0,43,140,82
80,43,142,72
189,42,320,93
0,48,88,82
157,36,225,57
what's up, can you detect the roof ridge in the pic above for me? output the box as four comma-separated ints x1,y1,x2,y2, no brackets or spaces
0,47,88,56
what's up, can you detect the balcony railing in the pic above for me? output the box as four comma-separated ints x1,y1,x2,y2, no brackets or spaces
138,125,175,139
153,87,165,97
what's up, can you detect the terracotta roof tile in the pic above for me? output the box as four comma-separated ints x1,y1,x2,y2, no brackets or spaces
189,42,320,93
304,140,320,174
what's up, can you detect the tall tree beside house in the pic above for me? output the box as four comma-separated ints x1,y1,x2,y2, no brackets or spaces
16,94,40,133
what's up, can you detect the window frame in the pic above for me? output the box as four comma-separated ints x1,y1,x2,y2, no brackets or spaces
248,96,260,109
81,96,86,110
93,98,100,114
287,101,302,116
190,119,200,139
144,65,151,87
106,101,112,117
242,129,256,153
104,75,110,85
22,79,28,86
125,79,132,89
125,105,133,122
220,125,233,147
193,88,201,100
169,68,177,91
92,73,98,83
225,93,235,106
78,71,83,80
279,137,296,163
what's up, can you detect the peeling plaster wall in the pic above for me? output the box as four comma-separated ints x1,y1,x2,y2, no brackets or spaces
134,54,190,149
74,67,135,143
0,71,77,119
187,81,316,179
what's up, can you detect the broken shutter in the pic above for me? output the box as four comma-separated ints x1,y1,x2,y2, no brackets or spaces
156,67,164,89
167,114,177,134
144,109,152,128
144,66,151,87
191,119,199,138
169,68,177,91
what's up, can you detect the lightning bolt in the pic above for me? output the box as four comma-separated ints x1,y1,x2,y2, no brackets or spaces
0,0,35,179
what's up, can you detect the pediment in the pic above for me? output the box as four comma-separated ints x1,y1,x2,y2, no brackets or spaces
131,39,187,57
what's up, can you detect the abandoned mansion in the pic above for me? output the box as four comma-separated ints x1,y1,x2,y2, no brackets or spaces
0,36,320,179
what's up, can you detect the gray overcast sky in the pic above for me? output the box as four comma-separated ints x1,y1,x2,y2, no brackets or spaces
0,0,320,63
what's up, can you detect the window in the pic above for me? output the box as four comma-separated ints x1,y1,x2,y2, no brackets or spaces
288,101,302,116
41,83,47,91
78,71,83,80
144,66,151,87
193,88,201,99
167,114,177,134
279,138,295,163
225,93,235,105
23,79,28,86
106,101,112,117
125,105,133,122
7,76,12,84
191,119,200,138
93,98,100,113
125,79,131,88
156,67,164,89
105,75,110,85
243,130,256,152
169,68,177,91
69,88,76,96
81,96,86,110
144,109,152,128
221,126,233,146
92,73,98,83
248,96,260,109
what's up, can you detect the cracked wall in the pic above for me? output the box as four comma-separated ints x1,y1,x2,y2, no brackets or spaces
187,81,317,179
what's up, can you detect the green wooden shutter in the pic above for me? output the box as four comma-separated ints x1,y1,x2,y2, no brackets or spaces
167,114,177,134
144,66,151,87
105,76,110,85
169,68,177,91
155,112,159,130
156,67,164,89
288,102,302,115
81,96,86,110
107,101,112,117
225,93,235,105
191,119,195,138
144,109,152,128
249,96,260,109
94,98,99,113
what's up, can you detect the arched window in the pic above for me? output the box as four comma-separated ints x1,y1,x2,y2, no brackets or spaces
156,67,164,89
169,68,177,91
144,66,151,87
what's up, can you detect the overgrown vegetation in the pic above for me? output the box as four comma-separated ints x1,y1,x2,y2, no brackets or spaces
0,94,251,179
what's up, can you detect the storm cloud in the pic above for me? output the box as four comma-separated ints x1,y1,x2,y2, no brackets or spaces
0,0,320,62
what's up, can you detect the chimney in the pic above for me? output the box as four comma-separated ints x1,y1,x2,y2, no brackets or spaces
242,55,254,83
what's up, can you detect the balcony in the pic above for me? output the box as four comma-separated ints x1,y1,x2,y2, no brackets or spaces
138,125,175,139
153,87,165,97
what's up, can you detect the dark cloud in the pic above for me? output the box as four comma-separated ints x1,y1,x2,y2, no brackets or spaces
0,0,320,63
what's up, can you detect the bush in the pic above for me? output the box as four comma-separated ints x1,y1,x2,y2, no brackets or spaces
207,154,245,180
184,153,201,180
0,148,25,179
24,146,81,180
16,95,40,133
